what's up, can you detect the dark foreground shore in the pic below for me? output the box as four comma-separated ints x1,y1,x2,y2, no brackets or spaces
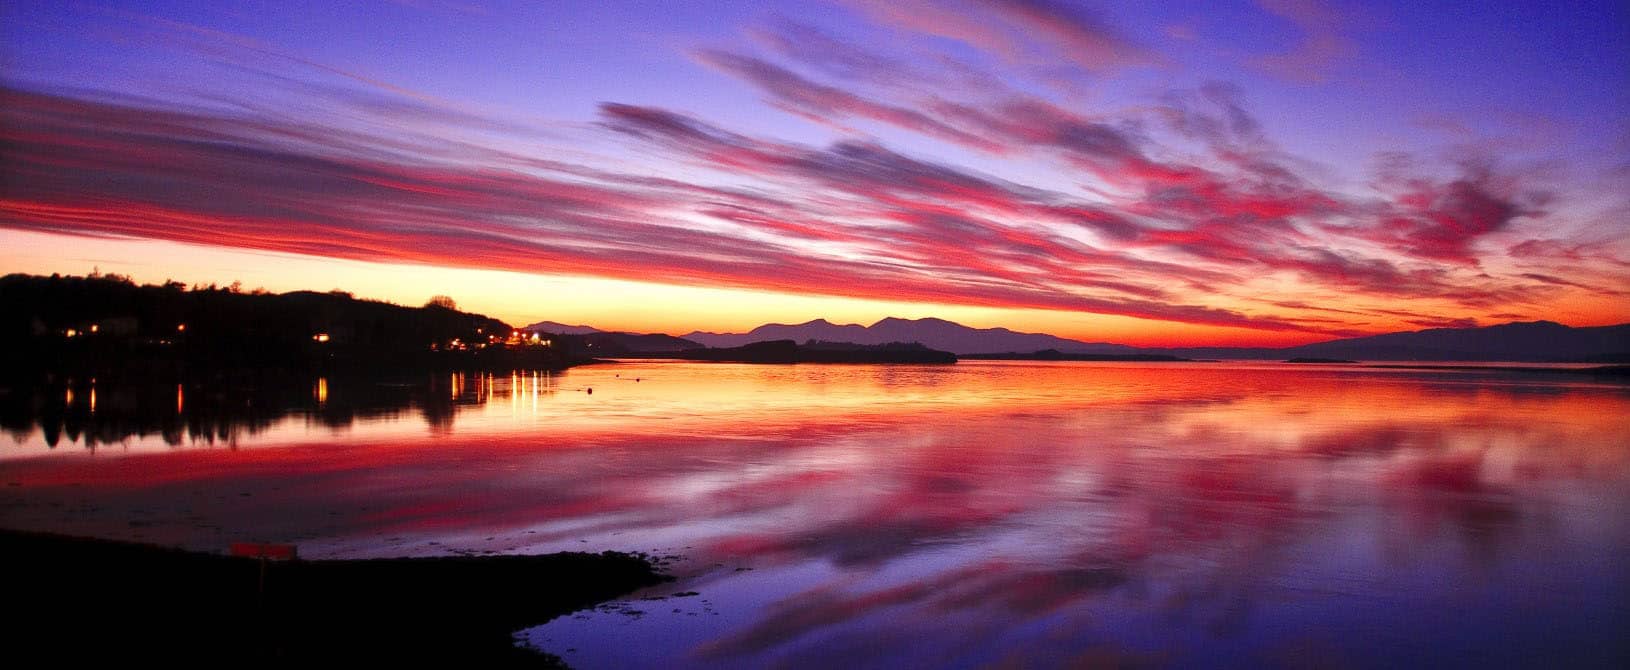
3,529,670,664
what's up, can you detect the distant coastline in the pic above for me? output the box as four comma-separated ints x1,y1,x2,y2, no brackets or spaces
1365,363,1630,377
628,339,957,364
7,273,1628,373
963,349,1192,362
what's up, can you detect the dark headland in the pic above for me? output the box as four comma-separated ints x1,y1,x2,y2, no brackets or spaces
0,272,591,378
3,529,669,664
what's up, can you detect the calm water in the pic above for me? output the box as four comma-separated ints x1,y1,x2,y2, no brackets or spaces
3,361,1628,667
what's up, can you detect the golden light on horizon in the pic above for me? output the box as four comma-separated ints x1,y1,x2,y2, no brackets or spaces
3,228,1625,348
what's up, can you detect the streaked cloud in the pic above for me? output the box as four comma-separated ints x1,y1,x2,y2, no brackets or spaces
2,1,1626,343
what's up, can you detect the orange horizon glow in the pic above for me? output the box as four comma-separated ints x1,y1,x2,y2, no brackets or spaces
7,229,1627,348
6,227,1627,348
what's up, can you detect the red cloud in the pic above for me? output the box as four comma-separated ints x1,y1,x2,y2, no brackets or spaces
2,86,1337,334
1364,163,1545,263
5,81,1618,336
848,0,1159,71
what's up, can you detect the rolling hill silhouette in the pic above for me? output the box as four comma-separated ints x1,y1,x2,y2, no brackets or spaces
1125,321,1627,362
523,320,602,335
684,317,1132,356
670,317,1627,362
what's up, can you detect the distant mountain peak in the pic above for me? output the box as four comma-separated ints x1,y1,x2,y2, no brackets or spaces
560,315,1627,362
686,315,1132,355
1237,319,1630,362
523,320,601,335
870,316,951,326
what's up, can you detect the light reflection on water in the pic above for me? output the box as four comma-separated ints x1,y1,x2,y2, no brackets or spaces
2,361,1627,667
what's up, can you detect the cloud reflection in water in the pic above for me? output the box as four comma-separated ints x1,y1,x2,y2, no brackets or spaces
3,362,1626,666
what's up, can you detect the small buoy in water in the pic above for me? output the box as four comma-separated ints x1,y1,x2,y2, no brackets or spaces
586,387,593,394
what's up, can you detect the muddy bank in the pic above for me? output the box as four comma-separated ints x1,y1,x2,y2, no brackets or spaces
3,529,669,664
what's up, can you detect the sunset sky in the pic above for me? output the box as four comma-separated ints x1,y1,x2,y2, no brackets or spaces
2,0,1626,346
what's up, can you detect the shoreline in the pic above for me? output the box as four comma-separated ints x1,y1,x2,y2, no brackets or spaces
3,529,670,664
1362,363,1630,376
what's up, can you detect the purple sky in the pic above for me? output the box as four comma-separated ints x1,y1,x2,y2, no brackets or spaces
2,0,1626,345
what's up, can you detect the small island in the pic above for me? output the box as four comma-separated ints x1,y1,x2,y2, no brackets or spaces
1285,357,1359,364
963,349,1193,362
663,339,957,364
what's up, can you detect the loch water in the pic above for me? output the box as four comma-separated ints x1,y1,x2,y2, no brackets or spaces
3,361,1627,667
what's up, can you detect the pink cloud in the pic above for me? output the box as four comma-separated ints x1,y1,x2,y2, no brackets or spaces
848,0,1159,71
2,86,1335,334
1362,162,1544,263
1252,0,1358,83
4,77,1619,336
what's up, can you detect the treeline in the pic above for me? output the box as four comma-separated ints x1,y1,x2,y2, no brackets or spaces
0,273,573,376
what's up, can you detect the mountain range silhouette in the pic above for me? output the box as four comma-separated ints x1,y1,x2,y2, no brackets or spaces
529,317,1629,362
